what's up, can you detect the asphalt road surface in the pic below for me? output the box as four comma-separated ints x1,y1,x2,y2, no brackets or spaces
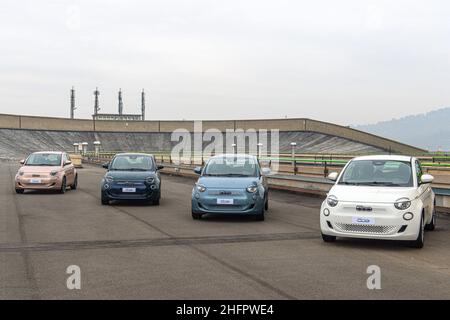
1,162,449,299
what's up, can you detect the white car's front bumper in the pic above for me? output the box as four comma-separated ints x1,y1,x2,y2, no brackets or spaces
320,200,422,241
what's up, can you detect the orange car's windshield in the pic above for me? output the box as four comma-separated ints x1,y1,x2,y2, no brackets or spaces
25,153,62,166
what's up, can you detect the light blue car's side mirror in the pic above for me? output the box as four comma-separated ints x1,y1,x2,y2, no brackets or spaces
194,167,203,175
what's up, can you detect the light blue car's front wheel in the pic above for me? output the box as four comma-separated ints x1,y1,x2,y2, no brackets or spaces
192,210,202,220
255,203,265,221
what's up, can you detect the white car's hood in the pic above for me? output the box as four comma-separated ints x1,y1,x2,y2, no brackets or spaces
328,185,417,203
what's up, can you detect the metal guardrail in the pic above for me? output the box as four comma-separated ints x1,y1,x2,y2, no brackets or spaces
82,151,450,169
82,151,450,187
83,156,450,213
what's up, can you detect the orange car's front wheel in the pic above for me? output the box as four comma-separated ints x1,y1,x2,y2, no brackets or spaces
60,177,67,194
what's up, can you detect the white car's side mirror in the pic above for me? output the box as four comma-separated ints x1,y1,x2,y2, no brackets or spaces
261,168,271,176
327,172,339,181
421,174,434,184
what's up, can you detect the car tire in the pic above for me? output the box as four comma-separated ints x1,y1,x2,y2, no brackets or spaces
410,213,425,249
425,206,436,231
255,208,265,221
15,188,24,194
153,197,160,206
101,194,109,205
59,177,67,194
192,210,201,220
71,174,78,190
264,194,269,211
321,233,336,242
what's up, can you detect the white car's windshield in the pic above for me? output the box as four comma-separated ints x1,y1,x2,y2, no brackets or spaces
109,155,154,171
25,153,61,166
338,159,413,187
204,157,258,177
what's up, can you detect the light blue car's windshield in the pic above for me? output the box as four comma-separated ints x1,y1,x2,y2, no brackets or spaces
338,160,413,187
25,153,61,166
204,157,258,177
110,155,154,171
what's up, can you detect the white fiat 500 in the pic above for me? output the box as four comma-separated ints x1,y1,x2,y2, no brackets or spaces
320,155,436,248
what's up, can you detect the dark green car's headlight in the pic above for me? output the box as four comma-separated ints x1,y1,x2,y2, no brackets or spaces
105,175,114,183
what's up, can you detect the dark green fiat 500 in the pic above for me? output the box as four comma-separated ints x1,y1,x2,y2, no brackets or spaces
100,153,163,205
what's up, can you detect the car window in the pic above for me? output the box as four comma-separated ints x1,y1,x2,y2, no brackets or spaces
25,153,62,166
338,160,413,187
204,156,258,177
109,155,155,171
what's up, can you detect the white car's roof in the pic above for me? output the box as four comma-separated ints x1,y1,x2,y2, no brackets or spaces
32,151,64,155
351,155,412,162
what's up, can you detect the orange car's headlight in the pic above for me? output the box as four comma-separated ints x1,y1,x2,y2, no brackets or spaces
50,170,58,176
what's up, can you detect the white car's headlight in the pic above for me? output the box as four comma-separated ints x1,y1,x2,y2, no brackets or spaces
18,171,24,176
196,184,206,192
327,195,338,207
50,170,58,176
105,175,114,183
246,185,258,193
394,198,411,210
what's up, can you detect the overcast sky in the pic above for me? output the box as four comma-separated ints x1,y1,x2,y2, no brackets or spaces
0,0,449,125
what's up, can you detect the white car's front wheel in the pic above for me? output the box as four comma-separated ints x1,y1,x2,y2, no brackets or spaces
409,213,425,249
321,233,336,243
425,205,436,231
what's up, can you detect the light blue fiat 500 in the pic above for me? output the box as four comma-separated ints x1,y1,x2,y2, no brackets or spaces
191,154,270,221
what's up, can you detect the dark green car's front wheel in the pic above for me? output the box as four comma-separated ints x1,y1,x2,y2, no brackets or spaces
101,193,110,205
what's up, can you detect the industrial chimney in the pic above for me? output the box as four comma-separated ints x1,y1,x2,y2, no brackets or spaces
70,87,76,119
141,89,145,120
118,88,123,115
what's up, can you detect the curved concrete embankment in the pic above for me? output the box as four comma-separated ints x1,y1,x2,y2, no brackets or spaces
0,113,426,158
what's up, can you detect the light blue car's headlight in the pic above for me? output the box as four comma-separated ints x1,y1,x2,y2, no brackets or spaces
196,184,206,192
246,185,258,193
105,175,114,183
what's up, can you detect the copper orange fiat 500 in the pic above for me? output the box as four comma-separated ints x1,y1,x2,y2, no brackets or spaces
15,151,78,194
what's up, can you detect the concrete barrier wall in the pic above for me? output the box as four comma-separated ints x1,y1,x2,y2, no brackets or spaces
159,121,195,132
202,120,235,132
0,114,20,129
94,120,159,132
234,119,303,131
19,115,94,131
0,113,425,154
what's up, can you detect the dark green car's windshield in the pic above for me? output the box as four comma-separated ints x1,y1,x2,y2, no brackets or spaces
338,160,413,187
25,153,61,166
109,155,154,171
204,157,258,177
